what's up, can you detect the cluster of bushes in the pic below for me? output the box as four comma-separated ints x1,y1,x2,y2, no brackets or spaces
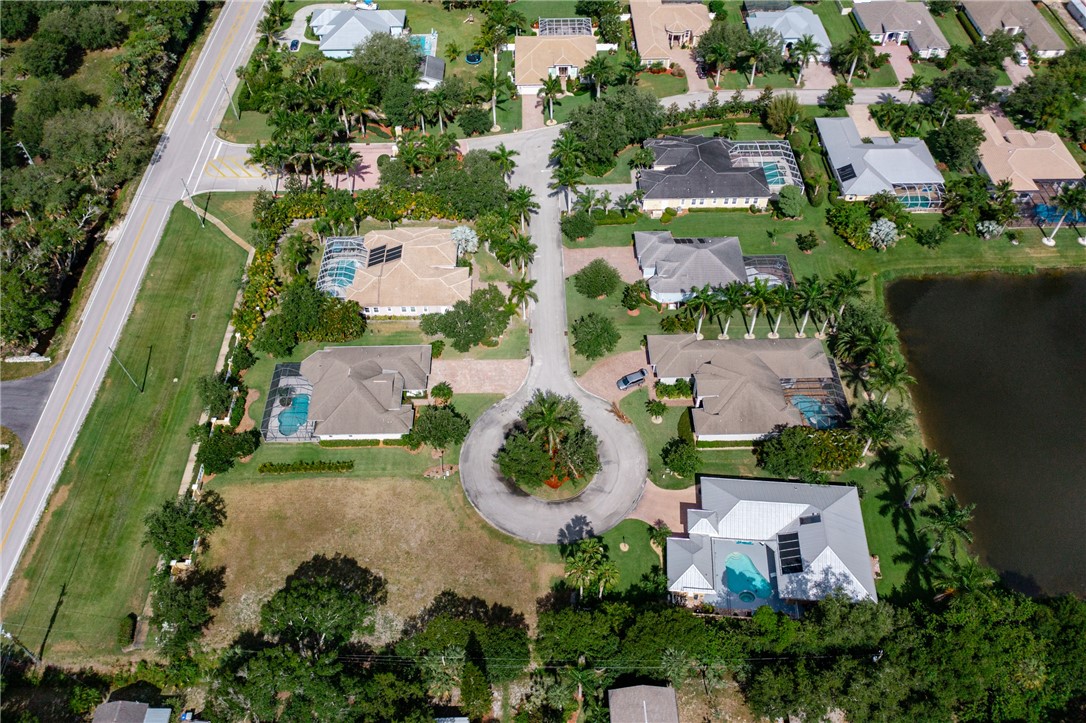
191,424,261,476
560,211,597,241
660,207,678,224
660,88,776,130
258,460,355,474
571,313,620,361
497,391,601,490
318,438,408,448
655,378,693,399
756,425,864,483
254,279,366,358
565,87,665,175
827,191,910,251
592,209,641,225
420,285,513,353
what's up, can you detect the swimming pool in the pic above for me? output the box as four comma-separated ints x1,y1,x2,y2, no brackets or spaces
899,194,938,210
792,394,836,429
762,162,784,186
1035,204,1086,225
324,260,357,288
278,394,310,436
410,31,437,57
725,552,773,602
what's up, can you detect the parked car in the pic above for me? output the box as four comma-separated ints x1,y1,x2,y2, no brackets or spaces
616,368,648,390
1014,43,1028,66
289,39,300,52
695,63,706,79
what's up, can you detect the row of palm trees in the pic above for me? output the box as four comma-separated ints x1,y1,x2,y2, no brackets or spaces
571,187,644,217
563,538,620,600
674,269,869,341
249,137,360,192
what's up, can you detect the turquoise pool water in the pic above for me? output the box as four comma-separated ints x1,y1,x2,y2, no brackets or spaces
325,260,357,288
1035,204,1086,225
761,162,784,185
899,194,937,210
410,32,437,57
725,552,773,601
792,394,836,429
278,394,310,436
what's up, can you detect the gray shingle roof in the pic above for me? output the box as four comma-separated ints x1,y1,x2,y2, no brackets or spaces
853,1,950,51
746,6,832,56
633,231,747,296
815,116,944,196
638,136,772,200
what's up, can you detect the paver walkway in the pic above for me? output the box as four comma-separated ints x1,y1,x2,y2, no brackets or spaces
521,94,546,131
630,480,698,533
430,359,529,395
801,61,837,91
878,43,914,84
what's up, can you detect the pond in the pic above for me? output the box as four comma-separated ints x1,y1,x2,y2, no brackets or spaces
887,271,1086,597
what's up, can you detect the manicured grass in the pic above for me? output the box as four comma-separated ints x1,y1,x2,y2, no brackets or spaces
600,519,659,591
566,280,668,375
551,89,596,124
813,1,861,44
638,71,689,98
911,59,1011,87
472,248,516,283
842,62,899,88
619,389,694,489
933,12,976,48
3,206,247,663
196,192,258,243
511,0,582,20
1035,2,1079,48
717,70,799,90
218,107,272,144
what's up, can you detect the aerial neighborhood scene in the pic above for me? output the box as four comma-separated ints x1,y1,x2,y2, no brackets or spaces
3,0,1086,720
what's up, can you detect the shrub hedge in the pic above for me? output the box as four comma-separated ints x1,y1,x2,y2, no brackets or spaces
655,378,692,399
258,460,356,474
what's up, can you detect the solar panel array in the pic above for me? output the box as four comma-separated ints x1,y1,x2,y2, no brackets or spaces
799,513,822,525
366,244,403,268
778,532,804,574
538,17,593,36
837,164,857,182
674,237,716,245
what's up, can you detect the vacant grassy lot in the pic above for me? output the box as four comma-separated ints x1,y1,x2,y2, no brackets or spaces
566,280,668,375
3,207,247,663
202,476,564,645
717,69,798,90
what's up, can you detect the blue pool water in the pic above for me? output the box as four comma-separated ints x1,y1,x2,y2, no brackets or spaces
725,552,773,601
900,194,937,210
410,32,437,57
1035,204,1086,225
792,394,836,429
278,394,310,436
326,260,357,288
761,162,784,185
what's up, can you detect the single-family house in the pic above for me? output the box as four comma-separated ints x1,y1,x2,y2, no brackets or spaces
630,0,712,65
961,0,1066,58
1069,0,1086,31
513,34,598,93
962,113,1084,195
853,1,950,58
633,231,793,306
637,135,803,215
92,702,173,723
815,116,945,209
309,7,407,59
262,345,432,442
746,6,833,62
666,476,878,613
646,335,849,441
315,228,472,317
608,685,680,723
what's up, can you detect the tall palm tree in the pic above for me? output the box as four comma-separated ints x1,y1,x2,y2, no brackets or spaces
572,187,600,215
990,179,1018,226
506,235,537,273
524,391,579,455
793,274,826,338
840,33,875,85
478,70,514,129
538,75,563,123
901,75,927,104
922,494,975,563
702,40,731,89
257,15,279,46
743,278,773,338
265,0,288,27
791,34,820,87
551,164,582,213
854,401,910,457
1044,182,1086,244
421,132,457,168
768,284,795,338
903,447,952,506
581,54,612,98
408,92,429,134
872,361,915,404
326,144,358,190
932,555,997,602
597,190,612,213
615,191,642,217
684,285,719,339
619,51,643,84
426,89,455,133
508,186,539,233
508,276,538,318
716,282,747,339
490,143,518,182
828,268,868,320
596,560,620,599
564,554,594,598
549,131,585,171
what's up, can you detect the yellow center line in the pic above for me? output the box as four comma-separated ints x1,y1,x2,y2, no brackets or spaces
1,209,153,552
186,7,247,124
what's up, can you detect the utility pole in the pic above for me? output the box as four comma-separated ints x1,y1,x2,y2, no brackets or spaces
180,178,205,228
15,140,34,165
0,626,41,666
220,73,240,120
108,346,143,393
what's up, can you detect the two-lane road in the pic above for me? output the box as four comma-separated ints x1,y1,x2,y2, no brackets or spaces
0,0,266,596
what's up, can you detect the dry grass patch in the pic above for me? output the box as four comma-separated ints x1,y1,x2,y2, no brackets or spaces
676,682,760,722
203,476,564,647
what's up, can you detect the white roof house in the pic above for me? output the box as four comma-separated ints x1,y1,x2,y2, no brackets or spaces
309,7,407,59
746,6,833,62
1070,0,1086,31
666,477,878,613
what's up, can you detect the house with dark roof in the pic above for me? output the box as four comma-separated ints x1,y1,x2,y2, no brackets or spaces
646,335,848,441
608,685,680,723
632,231,792,306
666,477,878,614
853,1,950,59
637,136,802,216
815,116,945,209
961,0,1066,58
309,7,407,59
1070,0,1086,31
92,702,172,723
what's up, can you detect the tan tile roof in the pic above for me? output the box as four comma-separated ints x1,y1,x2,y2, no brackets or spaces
961,0,1066,52
514,35,598,86
341,227,471,309
962,113,1084,192
630,0,712,61
299,345,431,437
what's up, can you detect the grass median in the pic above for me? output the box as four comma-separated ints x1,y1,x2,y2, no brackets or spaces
2,205,247,664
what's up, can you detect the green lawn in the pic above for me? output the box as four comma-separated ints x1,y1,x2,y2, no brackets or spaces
933,12,977,48
600,519,659,591
583,146,637,185
910,59,1011,87
566,280,669,375
638,71,689,98
717,69,799,90
813,1,861,44
3,207,247,663
551,89,596,124
196,192,258,243
842,62,899,88
511,0,582,20
1035,2,1080,48
620,389,695,489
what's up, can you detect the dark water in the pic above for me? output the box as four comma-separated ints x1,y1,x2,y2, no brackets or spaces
886,272,1086,597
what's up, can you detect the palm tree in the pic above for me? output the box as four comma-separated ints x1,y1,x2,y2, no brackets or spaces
508,186,539,233
768,284,795,338
426,88,455,133
564,554,595,598
827,268,868,321
990,179,1018,226
408,92,429,134
793,274,826,338
524,391,579,455
596,560,620,599
619,51,643,84
684,285,719,339
506,235,537,273
719,282,747,339
257,15,279,46
478,71,514,129
508,277,538,318
581,54,612,98
490,143,518,182
573,187,600,215
551,164,582,213
1044,182,1086,245
932,555,997,602
744,31,778,87
326,144,358,190
921,494,975,563
615,191,642,217
872,361,915,404
791,34,820,87
265,0,288,27
903,447,952,506
549,131,584,170
421,132,456,169
840,33,875,85
597,190,612,214
743,278,773,338
854,401,911,457
901,75,927,104
538,75,563,123
702,40,731,89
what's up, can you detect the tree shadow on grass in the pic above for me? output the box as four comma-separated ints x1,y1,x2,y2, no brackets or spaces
401,590,528,639
285,553,388,606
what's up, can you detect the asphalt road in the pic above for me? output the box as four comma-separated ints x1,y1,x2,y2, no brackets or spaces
0,0,266,596
0,364,64,446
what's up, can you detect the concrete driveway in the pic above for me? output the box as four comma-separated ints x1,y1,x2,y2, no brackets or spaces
281,3,335,45
877,43,913,84
801,61,837,91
